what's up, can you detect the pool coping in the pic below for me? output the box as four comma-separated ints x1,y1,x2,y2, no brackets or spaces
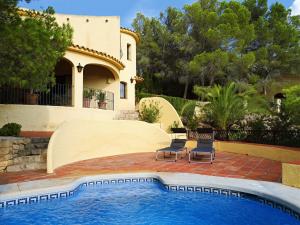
0,172,300,216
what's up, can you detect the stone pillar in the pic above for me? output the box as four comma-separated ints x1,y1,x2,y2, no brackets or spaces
72,65,84,108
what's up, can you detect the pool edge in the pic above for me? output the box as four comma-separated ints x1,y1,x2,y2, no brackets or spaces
0,172,300,220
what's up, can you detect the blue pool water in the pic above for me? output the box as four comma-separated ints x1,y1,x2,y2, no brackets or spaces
0,181,299,225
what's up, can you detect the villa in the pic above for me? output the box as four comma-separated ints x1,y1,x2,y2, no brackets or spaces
0,9,142,133
1,6,300,225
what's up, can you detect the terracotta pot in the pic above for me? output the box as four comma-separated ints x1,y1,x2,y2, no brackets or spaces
83,98,91,108
98,101,107,109
25,93,39,105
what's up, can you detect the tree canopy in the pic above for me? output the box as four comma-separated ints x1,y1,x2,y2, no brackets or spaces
0,0,73,91
133,0,300,99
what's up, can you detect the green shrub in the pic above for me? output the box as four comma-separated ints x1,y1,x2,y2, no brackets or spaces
181,101,196,119
0,123,22,136
136,92,197,115
139,101,161,123
187,116,201,131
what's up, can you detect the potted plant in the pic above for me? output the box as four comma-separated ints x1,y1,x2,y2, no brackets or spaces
83,89,94,108
25,89,39,105
96,91,106,109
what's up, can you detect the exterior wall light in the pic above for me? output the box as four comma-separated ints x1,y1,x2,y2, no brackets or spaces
77,63,84,73
131,76,144,84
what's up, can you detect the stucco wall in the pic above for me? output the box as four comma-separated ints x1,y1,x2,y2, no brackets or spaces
47,120,171,173
55,14,120,58
139,97,184,133
282,162,300,188
0,105,116,131
118,33,137,110
54,14,138,112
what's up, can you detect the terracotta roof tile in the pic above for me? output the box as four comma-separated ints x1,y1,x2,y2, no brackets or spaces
68,44,125,70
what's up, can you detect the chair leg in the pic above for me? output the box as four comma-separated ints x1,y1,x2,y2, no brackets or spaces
175,152,178,162
188,152,191,163
210,153,213,164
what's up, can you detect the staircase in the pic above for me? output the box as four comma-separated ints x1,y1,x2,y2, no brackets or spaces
6,138,49,172
114,110,139,121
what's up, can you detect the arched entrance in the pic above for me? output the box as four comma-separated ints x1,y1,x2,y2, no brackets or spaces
38,58,73,106
82,64,117,110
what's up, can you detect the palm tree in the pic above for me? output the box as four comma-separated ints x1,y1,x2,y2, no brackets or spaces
204,82,247,130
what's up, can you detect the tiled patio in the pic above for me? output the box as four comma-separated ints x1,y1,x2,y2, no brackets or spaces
0,152,282,185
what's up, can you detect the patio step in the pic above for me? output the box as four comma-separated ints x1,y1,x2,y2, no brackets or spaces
114,110,139,121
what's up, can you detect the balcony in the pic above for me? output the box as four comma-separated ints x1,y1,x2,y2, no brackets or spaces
82,88,114,111
0,84,72,106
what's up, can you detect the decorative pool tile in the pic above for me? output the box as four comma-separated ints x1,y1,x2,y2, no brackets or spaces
165,184,299,220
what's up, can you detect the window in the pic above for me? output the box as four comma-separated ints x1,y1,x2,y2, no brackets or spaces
127,43,132,60
120,82,127,99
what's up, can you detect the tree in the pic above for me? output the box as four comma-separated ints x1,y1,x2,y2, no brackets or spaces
283,85,300,125
203,82,247,129
0,1,73,91
133,0,299,99
189,49,229,86
245,2,300,95
132,9,195,98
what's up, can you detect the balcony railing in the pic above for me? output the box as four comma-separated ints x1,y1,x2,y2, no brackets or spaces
0,84,72,106
83,88,114,111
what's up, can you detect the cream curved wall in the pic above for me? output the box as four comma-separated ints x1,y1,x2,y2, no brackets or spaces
0,105,116,131
139,97,184,133
47,120,171,173
119,33,137,111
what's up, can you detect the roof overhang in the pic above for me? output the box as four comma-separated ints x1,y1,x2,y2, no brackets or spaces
120,28,141,44
67,44,125,70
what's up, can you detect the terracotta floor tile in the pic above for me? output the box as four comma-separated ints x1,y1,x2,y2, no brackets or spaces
0,152,282,185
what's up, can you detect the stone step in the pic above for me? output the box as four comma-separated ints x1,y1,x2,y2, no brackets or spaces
6,162,46,172
114,110,140,121
26,142,49,149
30,137,50,143
13,155,46,164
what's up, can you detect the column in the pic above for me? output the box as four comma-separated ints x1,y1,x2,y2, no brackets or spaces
72,66,83,108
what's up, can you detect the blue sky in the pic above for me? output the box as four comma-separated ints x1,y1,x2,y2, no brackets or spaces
19,0,298,27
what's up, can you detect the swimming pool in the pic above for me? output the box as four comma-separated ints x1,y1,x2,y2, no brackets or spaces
1,177,299,225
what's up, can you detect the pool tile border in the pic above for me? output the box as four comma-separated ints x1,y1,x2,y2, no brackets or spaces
0,176,299,221
164,184,300,220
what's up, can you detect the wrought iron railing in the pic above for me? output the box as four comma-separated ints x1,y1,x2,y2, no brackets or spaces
83,88,114,111
0,84,72,106
188,129,300,147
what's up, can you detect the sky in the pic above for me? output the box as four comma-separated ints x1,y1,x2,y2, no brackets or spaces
19,0,300,28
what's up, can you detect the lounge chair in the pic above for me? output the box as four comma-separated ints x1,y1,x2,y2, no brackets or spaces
189,128,215,164
170,127,187,139
156,139,187,162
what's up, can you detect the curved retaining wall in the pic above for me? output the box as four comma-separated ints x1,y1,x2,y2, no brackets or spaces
139,97,183,133
47,120,171,173
0,104,116,131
